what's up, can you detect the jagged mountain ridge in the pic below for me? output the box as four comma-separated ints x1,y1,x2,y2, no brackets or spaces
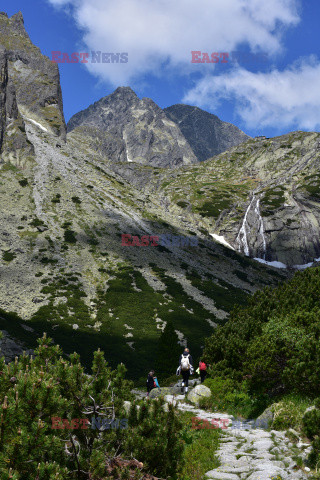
164,104,250,161
1,10,318,376
67,87,198,168
0,114,286,376
133,131,320,266
0,12,286,376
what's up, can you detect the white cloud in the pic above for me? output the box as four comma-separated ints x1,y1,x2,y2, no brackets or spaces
47,0,300,85
183,56,320,130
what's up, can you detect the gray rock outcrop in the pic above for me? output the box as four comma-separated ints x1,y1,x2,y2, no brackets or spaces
0,12,66,142
164,103,250,161
0,45,34,164
187,384,211,405
67,87,198,167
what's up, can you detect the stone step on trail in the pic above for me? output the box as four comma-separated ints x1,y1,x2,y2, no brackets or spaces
133,385,311,480
162,392,311,480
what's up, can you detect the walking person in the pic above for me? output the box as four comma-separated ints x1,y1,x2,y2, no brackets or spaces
176,347,193,394
199,359,208,383
146,370,155,397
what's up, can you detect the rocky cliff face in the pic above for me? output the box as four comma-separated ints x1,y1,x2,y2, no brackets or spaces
164,104,250,161
0,13,285,377
1,10,320,376
0,45,34,165
156,132,320,266
0,11,66,144
67,87,198,167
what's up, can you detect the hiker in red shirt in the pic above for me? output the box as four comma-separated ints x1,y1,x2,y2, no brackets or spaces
199,359,208,383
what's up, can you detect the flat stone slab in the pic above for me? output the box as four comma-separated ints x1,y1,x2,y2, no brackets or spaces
217,465,251,474
205,471,241,480
160,396,310,480
251,440,273,450
252,461,286,470
246,469,289,480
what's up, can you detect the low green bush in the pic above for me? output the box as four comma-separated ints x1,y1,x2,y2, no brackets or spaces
2,251,16,262
266,394,312,433
18,178,28,187
176,412,220,480
303,403,320,439
204,267,320,398
199,377,253,418
0,334,184,479
64,230,77,244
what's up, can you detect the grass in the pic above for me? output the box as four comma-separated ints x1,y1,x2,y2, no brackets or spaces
271,394,313,431
260,186,286,216
297,175,320,200
196,198,232,219
186,270,248,310
2,251,16,262
0,260,242,380
176,411,220,480
29,218,46,228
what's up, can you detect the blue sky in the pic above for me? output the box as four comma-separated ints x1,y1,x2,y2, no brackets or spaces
3,0,320,138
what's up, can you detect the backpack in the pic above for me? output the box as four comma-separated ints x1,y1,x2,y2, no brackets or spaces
181,354,190,371
199,362,207,371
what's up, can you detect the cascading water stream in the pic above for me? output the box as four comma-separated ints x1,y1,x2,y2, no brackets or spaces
254,198,267,260
236,195,267,258
236,196,255,256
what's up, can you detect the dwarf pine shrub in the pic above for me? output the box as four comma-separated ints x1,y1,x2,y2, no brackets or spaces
0,334,183,479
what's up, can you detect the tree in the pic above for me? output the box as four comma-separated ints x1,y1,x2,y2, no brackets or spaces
0,333,183,479
155,320,181,379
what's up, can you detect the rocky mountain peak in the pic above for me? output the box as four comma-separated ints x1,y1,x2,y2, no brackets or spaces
11,11,24,23
164,103,250,161
0,11,66,145
111,86,138,99
67,87,198,167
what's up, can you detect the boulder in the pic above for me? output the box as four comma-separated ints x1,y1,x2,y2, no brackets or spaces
255,406,273,429
149,387,174,399
187,385,211,405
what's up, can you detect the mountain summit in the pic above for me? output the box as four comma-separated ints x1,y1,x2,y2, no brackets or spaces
67,87,198,167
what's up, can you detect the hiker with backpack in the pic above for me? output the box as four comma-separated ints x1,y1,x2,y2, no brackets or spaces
199,359,208,383
176,347,193,394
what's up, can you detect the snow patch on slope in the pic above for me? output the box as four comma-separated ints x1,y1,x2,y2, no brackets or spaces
254,258,287,269
210,234,235,250
25,118,48,132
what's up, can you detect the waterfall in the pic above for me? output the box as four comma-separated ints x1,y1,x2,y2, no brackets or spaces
236,195,267,258
236,196,255,256
254,198,267,260
123,131,133,162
